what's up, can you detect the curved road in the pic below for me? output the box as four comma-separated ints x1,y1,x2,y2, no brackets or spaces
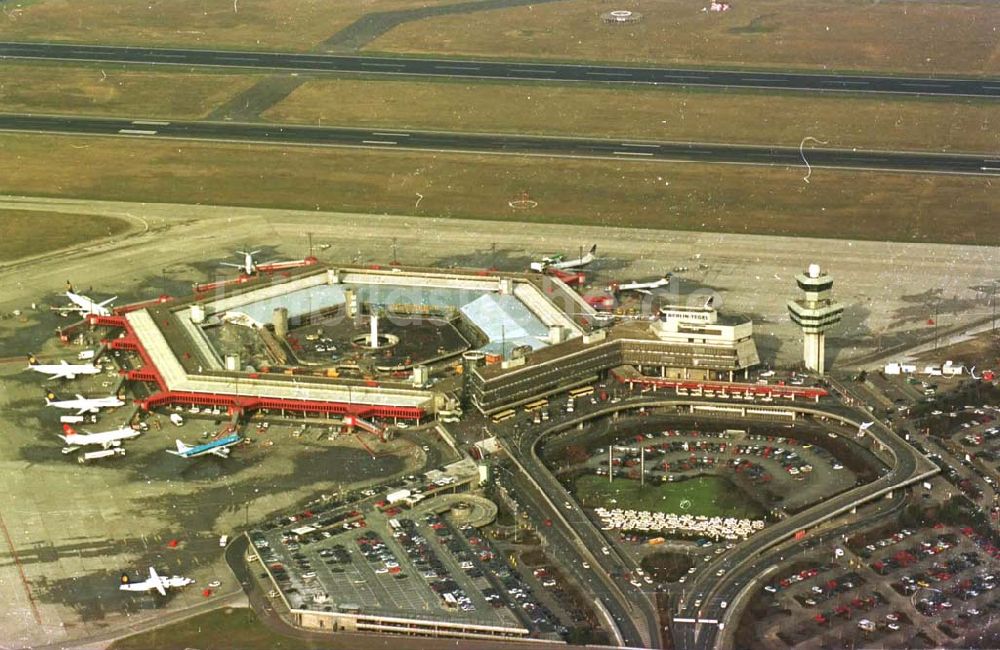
1,42,997,98
496,396,936,649
0,113,996,176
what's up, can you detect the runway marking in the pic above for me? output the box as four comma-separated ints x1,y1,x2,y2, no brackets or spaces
434,65,481,71
585,71,633,77
511,68,557,74
665,75,711,80
620,143,659,148
900,82,952,88
118,129,158,135
983,86,1000,91
361,140,397,145
360,62,405,68
371,132,410,137
741,77,786,83
132,120,170,126
820,80,869,86
216,56,258,62
982,167,1000,172
158,53,187,58
613,151,654,156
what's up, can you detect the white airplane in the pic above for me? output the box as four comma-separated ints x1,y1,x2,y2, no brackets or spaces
26,355,101,381
59,423,141,449
119,567,194,596
45,392,124,415
530,245,596,272
221,249,262,275
609,273,671,295
167,433,241,459
857,421,875,437
52,284,117,317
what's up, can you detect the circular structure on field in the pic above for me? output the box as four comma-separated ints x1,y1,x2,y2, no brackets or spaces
508,191,538,210
602,9,643,24
679,498,693,510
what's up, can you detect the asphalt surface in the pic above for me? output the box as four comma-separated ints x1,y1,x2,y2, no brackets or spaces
1,42,998,99
1,113,997,176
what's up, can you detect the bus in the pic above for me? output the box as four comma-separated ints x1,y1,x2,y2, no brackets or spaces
491,409,516,423
569,385,595,398
524,399,549,412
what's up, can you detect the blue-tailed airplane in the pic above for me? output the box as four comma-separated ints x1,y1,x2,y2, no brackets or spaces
166,433,241,459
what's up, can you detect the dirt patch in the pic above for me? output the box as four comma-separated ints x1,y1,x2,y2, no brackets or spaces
640,550,693,583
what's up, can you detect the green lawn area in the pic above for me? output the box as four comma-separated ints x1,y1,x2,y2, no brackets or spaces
1,133,996,246
0,210,131,263
574,474,765,519
110,607,328,650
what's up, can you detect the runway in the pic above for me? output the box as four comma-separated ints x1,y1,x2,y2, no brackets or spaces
1,41,997,99
1,113,996,176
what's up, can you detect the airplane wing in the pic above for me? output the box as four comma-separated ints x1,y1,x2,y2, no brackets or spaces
219,262,243,268
635,289,652,295
150,567,166,596
99,296,117,307
210,447,231,458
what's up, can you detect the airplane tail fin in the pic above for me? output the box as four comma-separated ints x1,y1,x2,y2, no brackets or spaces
27,354,38,367
62,424,78,438
66,280,74,292
167,440,191,456
589,244,597,255
120,573,130,585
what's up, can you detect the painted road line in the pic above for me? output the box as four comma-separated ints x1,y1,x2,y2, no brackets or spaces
371,132,410,137
361,62,406,68
361,140,398,145
613,151,654,156
118,129,157,135
586,71,633,77
133,120,170,126
620,143,660,148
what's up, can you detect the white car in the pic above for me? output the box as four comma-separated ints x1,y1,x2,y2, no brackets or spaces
601,546,610,555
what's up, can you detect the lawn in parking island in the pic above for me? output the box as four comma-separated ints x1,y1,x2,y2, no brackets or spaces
573,474,766,520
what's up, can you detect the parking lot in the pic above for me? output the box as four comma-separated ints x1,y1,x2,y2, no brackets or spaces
741,520,1000,648
248,468,571,640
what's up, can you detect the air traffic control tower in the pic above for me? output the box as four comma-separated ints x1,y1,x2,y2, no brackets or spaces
787,263,843,375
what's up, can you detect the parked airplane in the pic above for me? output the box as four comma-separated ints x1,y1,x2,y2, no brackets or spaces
59,423,141,449
119,567,194,596
221,249,262,275
167,433,241,459
530,245,596,272
52,284,117,317
45,392,124,415
609,273,671,295
26,355,101,381
857,421,875,437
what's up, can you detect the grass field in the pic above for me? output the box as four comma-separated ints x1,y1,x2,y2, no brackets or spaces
0,210,130,263
265,77,1000,153
109,607,320,650
0,62,263,120
0,133,995,246
0,0,463,52
367,0,1000,75
574,474,765,519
